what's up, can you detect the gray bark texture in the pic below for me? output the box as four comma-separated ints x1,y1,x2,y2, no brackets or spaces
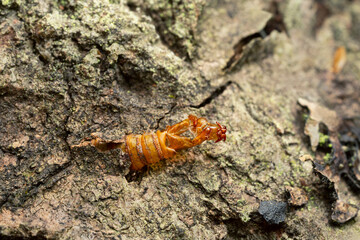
1,0,360,239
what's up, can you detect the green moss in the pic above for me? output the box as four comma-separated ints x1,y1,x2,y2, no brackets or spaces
318,133,329,146
237,199,246,207
304,186,311,193
302,113,309,121
109,0,122,4
2,0,12,6
240,213,251,223
22,171,35,179
323,153,332,164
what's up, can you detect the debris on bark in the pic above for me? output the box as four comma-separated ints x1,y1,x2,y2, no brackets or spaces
298,98,341,134
331,200,358,224
331,46,346,74
285,186,308,207
298,98,359,223
319,47,360,119
258,201,287,225
298,46,360,224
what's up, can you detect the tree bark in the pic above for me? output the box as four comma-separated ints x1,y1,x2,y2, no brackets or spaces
1,0,360,239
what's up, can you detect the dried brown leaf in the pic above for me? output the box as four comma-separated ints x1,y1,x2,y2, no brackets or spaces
331,200,358,224
298,98,341,132
331,46,346,74
298,98,360,224
285,186,308,207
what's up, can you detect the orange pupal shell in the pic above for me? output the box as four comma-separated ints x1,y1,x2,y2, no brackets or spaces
135,135,147,166
126,133,166,170
77,115,227,171
156,130,175,159
143,133,163,164
126,135,144,171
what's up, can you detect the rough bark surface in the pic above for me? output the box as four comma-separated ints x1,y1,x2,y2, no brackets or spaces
0,0,360,239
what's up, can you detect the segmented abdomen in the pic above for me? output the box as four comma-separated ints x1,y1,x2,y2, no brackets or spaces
125,132,165,170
